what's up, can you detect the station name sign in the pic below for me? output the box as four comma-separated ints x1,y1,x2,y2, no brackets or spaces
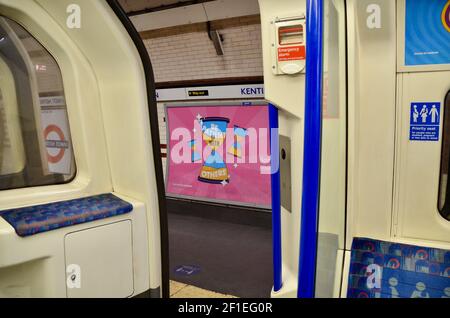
156,84,265,102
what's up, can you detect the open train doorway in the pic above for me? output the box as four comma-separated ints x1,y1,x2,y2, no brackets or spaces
119,0,274,298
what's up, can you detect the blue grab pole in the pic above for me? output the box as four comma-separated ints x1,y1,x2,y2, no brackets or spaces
269,103,282,292
297,0,324,298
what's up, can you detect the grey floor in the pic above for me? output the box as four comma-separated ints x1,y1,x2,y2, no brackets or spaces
168,199,273,298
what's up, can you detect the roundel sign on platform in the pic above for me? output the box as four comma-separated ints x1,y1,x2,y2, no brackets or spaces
39,98,72,175
44,124,67,164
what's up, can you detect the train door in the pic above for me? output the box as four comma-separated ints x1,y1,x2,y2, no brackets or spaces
258,0,347,298
313,0,347,298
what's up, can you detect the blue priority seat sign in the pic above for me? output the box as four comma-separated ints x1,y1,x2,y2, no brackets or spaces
410,102,441,141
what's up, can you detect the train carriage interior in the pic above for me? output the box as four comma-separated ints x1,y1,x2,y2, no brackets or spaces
0,0,448,300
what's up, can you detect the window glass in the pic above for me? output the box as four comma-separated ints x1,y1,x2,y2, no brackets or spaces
438,91,450,221
315,0,347,297
0,16,75,191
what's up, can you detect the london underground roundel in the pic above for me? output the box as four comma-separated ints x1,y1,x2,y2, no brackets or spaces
442,1,450,32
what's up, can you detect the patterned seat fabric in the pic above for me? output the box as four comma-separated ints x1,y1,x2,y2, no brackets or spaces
347,237,450,298
0,194,132,237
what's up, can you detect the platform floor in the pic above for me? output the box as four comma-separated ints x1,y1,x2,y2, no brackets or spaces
170,281,236,298
167,199,272,298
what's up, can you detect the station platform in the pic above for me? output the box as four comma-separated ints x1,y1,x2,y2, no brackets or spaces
167,198,272,298
170,281,236,298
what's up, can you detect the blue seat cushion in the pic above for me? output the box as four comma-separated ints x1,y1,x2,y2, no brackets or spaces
347,237,450,298
0,194,132,237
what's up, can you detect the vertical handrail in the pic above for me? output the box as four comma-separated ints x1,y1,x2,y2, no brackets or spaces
269,104,282,292
297,0,324,298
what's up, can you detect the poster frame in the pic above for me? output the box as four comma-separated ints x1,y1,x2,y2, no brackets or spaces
397,0,450,72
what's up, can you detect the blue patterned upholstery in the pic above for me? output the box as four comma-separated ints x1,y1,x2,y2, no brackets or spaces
347,237,450,298
0,194,132,237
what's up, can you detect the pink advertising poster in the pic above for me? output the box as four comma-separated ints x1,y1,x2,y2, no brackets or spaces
165,104,272,208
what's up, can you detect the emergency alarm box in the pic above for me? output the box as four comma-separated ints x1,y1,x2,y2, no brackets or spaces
271,15,306,75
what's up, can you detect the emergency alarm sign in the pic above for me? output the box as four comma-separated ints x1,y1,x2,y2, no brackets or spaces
272,16,306,75
278,45,306,62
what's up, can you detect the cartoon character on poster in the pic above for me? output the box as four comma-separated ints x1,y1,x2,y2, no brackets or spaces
198,117,230,184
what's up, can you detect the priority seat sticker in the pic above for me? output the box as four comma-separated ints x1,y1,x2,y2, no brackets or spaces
409,102,441,141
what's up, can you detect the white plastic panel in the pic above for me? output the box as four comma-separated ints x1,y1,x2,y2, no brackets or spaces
65,221,134,298
260,0,305,118
346,0,397,248
394,71,450,245
260,0,306,298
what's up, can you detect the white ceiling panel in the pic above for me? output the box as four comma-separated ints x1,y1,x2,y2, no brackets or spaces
130,0,260,31
203,0,259,20
130,3,208,31
119,0,197,13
